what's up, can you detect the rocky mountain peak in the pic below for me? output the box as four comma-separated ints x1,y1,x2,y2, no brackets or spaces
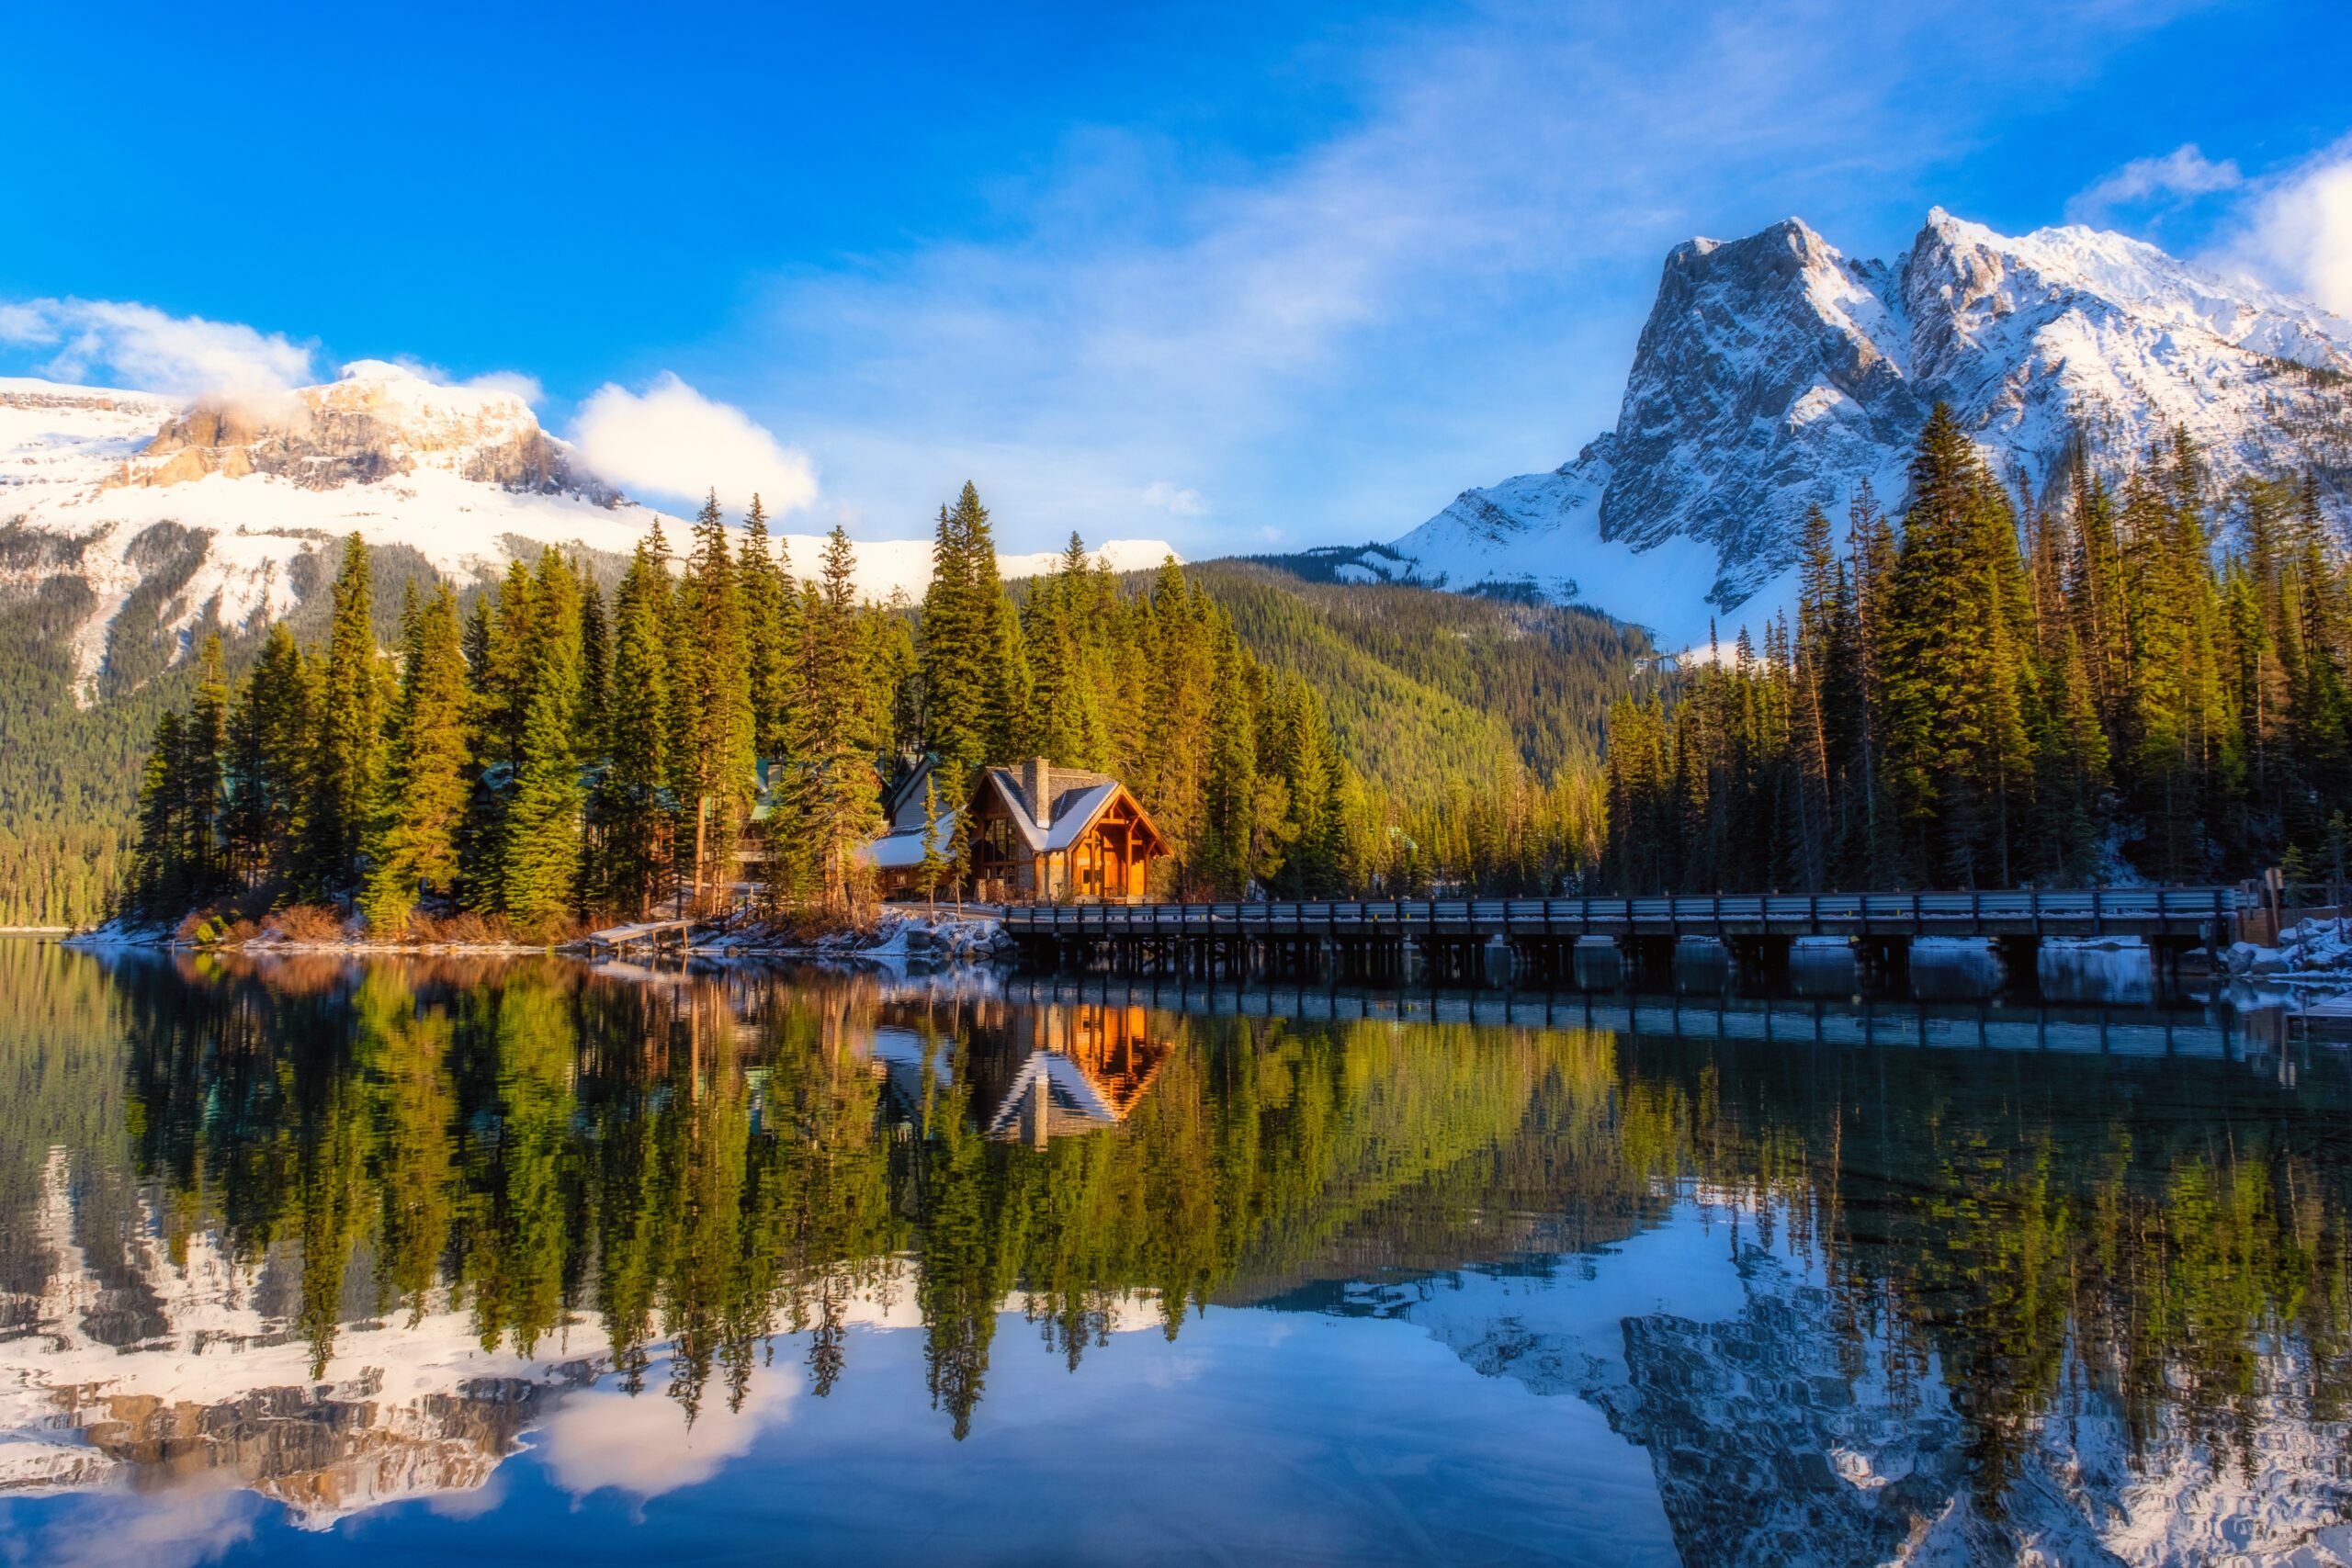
108,359,616,502
1387,208,2352,649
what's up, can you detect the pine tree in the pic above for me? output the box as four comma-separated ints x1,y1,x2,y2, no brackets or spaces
920,484,993,784
301,534,385,896
919,775,947,913
739,493,797,762
498,550,586,935
128,711,183,917
790,526,883,912
673,492,755,908
181,632,230,901
579,575,611,757
595,539,676,917
224,622,315,888
361,582,473,932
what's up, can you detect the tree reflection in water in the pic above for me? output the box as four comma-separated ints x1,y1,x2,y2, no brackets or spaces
3,939,2350,1546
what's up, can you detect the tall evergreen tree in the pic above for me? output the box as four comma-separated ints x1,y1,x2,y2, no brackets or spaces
595,539,677,917
301,534,385,895
361,582,473,932
673,492,755,906
497,550,586,934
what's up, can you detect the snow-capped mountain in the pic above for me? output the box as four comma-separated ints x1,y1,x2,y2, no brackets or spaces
1387,209,2352,649
0,361,1174,690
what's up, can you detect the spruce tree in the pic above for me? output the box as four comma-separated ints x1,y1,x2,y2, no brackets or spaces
919,775,947,913
182,633,230,902
580,576,612,757
223,623,314,887
595,540,676,917
673,491,755,907
498,549,585,935
361,582,473,932
791,526,883,912
920,487,989,784
301,533,385,896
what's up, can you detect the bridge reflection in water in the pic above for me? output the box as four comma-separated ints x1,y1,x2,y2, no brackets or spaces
1001,971,2303,1080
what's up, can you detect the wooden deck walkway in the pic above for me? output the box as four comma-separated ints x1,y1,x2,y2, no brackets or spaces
1002,887,2243,942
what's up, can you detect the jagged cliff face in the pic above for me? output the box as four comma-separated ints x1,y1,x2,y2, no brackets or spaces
1391,209,2352,648
111,361,616,500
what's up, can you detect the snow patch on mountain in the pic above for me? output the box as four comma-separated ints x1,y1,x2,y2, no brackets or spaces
1391,209,2352,651
1,361,1174,690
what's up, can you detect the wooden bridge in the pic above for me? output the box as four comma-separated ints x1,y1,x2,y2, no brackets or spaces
1001,887,2248,980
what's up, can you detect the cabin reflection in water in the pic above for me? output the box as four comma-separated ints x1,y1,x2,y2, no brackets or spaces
865,1001,1176,1144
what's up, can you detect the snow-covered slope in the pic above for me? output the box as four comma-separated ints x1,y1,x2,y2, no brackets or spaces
1392,209,2352,649
0,362,1174,690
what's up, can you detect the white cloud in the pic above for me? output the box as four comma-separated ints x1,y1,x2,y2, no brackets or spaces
0,297,315,398
571,372,819,513
2219,141,2352,316
1142,480,1209,516
385,355,546,406
2066,143,2241,223
36,1479,258,1568
463,369,546,405
535,1363,796,1500
0,301,52,344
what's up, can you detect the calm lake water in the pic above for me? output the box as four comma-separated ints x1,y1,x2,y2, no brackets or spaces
1,940,2346,1566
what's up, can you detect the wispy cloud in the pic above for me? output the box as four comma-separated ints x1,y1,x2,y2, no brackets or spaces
2065,143,2242,223
387,355,547,407
2211,138,2352,316
1142,480,1209,517
0,296,315,399
732,0,2203,552
571,372,820,513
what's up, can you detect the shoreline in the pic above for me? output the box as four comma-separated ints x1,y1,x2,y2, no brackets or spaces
59,908,1011,966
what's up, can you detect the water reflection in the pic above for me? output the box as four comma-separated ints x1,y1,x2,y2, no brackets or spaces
2,941,2349,1563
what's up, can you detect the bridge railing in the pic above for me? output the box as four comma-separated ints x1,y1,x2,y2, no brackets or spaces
1000,887,2245,934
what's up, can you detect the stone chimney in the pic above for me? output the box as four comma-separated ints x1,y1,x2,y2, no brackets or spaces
1023,757,1052,829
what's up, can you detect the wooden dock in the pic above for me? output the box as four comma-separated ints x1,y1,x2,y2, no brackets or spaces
581,917,699,957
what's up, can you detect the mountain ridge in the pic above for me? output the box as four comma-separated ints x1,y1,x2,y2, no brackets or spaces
1385,208,2352,648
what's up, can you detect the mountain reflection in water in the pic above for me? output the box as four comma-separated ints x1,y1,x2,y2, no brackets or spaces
2,941,2348,1565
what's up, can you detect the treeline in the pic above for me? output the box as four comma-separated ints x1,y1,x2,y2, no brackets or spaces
1606,404,2352,893
123,484,1384,934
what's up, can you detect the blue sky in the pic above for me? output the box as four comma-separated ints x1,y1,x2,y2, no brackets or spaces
7,0,2350,557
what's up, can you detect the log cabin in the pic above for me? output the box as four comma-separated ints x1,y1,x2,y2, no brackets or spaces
864,756,1170,903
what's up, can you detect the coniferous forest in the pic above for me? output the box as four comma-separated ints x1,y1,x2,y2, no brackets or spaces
93,407,2352,931
1603,406,2352,895
119,484,1377,936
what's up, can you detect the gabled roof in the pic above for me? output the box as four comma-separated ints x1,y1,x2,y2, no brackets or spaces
978,765,1165,854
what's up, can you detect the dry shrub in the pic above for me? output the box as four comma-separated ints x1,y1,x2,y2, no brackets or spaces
410,909,502,945
262,903,351,943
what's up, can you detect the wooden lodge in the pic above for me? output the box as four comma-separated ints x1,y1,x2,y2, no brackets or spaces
864,756,1171,904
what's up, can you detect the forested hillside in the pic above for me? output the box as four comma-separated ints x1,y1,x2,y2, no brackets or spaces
1175,561,1650,793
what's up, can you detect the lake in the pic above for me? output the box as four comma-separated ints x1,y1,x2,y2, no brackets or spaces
0,939,2345,1565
